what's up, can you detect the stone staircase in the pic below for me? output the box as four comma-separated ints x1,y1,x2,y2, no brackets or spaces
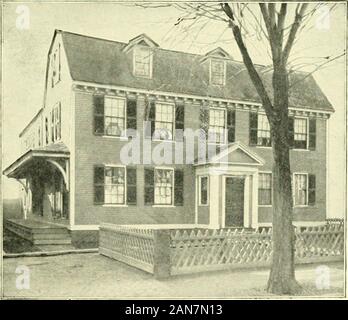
4,218,72,247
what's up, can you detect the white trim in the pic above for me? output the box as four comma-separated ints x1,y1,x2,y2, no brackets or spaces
258,171,273,207
198,175,209,206
293,172,309,207
73,81,334,115
102,204,128,208
194,176,198,224
69,87,76,228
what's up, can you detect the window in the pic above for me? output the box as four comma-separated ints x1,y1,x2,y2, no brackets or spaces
294,118,308,149
209,108,226,144
153,102,174,140
199,176,209,205
94,166,136,205
210,59,225,86
294,173,308,206
104,97,126,136
154,169,173,205
134,46,152,78
38,127,41,147
257,114,271,147
51,45,61,87
94,96,137,136
258,173,272,205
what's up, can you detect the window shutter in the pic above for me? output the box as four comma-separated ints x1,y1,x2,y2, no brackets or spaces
199,104,209,140
308,174,316,206
144,167,154,205
175,102,185,141
174,169,184,206
145,99,156,139
309,118,316,151
126,99,137,131
227,109,236,143
288,116,294,148
58,103,61,140
126,167,137,205
94,95,104,135
94,165,105,204
249,112,258,146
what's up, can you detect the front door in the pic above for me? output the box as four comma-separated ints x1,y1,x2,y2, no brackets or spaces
225,177,245,227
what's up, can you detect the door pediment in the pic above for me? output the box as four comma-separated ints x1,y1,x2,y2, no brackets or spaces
203,142,265,166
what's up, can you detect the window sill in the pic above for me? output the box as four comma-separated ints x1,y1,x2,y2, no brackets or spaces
152,139,175,143
102,204,128,208
294,205,309,208
100,135,130,141
152,205,176,208
258,205,272,208
198,204,209,207
255,145,272,149
292,148,310,151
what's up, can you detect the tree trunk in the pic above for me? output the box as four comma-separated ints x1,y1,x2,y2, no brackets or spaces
266,64,301,295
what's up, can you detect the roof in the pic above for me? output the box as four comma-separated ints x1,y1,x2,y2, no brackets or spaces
19,108,43,137
194,141,264,166
59,30,333,112
3,142,70,177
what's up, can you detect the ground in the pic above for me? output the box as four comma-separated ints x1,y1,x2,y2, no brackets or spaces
3,253,344,298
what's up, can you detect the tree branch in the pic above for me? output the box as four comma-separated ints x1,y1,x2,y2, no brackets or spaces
282,3,309,64
222,3,273,115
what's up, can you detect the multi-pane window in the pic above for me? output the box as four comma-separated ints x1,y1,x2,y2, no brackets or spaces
104,167,126,204
154,102,174,140
258,173,272,205
199,176,209,205
257,114,271,147
50,103,61,143
104,97,126,136
154,169,173,205
294,118,307,149
209,108,226,144
210,59,225,86
134,46,152,78
294,173,308,206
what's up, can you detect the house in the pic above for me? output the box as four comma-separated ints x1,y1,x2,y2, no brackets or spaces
3,30,334,247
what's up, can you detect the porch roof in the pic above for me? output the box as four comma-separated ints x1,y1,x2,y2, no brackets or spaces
194,141,265,167
3,142,70,179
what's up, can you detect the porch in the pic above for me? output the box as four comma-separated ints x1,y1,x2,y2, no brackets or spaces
3,142,70,222
3,143,72,248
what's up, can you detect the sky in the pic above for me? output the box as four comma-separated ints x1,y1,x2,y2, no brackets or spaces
2,2,346,217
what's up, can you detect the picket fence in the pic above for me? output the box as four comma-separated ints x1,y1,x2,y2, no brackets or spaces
99,223,344,278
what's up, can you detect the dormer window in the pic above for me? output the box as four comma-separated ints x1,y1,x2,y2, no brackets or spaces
133,46,153,78
210,59,226,86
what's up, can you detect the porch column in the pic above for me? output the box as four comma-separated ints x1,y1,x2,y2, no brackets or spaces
209,174,220,228
251,171,259,228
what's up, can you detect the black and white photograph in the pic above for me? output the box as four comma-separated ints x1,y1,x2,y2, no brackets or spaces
1,1,346,299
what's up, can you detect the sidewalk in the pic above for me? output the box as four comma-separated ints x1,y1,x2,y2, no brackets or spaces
3,253,344,298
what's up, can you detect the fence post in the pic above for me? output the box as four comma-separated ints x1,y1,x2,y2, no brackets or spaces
153,229,171,279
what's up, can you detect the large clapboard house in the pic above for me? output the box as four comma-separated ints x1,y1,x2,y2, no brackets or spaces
3,30,334,246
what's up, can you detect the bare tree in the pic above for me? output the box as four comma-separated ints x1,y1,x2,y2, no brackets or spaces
132,2,344,294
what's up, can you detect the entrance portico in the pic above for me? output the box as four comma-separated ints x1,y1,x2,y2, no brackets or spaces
194,142,265,229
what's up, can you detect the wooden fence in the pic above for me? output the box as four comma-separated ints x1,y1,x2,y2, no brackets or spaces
99,223,344,278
